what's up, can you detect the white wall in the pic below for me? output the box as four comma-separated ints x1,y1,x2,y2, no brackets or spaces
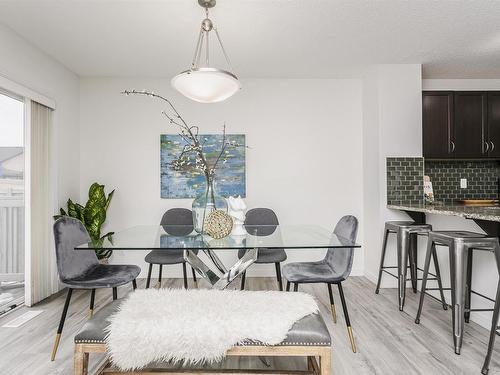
0,23,80,210
79,78,364,278
363,64,423,285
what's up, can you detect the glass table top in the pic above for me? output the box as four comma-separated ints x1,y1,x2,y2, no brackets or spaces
75,225,360,250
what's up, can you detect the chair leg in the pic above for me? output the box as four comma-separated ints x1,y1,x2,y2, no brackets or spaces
415,239,435,324
465,249,473,323
286,281,290,292
240,271,246,290
449,242,467,355
158,264,163,288
409,234,418,293
112,287,118,300
327,283,337,323
294,283,299,292
397,228,411,311
482,280,500,374
375,229,390,294
146,263,153,289
337,282,356,353
89,289,95,318
132,279,137,290
275,262,283,291
182,262,188,289
51,288,73,361
432,246,448,310
191,266,197,283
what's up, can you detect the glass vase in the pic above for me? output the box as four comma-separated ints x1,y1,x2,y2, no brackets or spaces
192,177,228,234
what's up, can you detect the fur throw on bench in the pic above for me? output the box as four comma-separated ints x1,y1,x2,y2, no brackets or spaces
105,288,319,371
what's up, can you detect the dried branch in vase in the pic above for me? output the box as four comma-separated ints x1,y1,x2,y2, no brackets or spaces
122,89,244,180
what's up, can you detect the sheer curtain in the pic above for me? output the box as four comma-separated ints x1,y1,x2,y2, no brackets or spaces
29,101,57,305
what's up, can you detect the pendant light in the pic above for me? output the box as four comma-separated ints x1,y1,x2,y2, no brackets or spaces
171,0,241,103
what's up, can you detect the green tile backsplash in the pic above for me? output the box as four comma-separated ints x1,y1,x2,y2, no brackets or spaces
386,157,424,205
424,160,499,202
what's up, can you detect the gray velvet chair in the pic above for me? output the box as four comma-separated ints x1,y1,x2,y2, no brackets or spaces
51,217,140,361
145,208,198,289
238,208,287,291
282,215,358,353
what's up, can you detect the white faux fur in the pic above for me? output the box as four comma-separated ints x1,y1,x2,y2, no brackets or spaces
105,288,319,371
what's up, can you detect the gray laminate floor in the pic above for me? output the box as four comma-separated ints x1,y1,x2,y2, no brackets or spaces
0,276,498,375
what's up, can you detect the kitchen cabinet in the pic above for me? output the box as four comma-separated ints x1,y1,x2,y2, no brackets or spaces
453,92,487,158
487,92,500,158
422,91,453,158
423,90,500,159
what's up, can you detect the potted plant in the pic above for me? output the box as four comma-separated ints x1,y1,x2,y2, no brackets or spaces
54,182,115,261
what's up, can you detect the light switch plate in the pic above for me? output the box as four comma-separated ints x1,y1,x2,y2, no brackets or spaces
460,178,467,189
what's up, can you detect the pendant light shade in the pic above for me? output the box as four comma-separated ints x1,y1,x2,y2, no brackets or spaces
171,68,241,103
172,0,241,103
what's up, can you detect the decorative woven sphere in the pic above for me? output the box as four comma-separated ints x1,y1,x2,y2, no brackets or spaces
205,210,233,239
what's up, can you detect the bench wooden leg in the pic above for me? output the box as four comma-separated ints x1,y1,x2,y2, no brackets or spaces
319,348,332,375
74,344,88,375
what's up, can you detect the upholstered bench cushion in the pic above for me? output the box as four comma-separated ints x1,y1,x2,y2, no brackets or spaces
75,300,331,347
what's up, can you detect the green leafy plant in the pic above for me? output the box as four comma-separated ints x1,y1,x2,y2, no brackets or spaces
54,182,115,259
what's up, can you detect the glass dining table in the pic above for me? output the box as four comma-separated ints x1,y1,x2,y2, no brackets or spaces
76,224,360,289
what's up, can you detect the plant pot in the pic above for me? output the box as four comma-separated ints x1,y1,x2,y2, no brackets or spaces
98,257,109,265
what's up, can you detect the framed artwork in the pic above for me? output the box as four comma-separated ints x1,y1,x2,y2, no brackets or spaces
160,134,246,199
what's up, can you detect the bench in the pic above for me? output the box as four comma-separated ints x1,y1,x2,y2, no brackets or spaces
74,300,332,375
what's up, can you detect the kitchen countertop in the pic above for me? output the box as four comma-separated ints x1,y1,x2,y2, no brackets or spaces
387,203,500,222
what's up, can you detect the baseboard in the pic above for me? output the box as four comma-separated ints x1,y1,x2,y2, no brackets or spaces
364,270,378,285
350,266,363,277
471,310,494,330
365,269,398,288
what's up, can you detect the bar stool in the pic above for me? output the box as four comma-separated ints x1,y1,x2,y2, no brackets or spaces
416,231,500,355
375,221,448,311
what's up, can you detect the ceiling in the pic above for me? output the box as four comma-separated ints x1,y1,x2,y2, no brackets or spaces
1,0,500,79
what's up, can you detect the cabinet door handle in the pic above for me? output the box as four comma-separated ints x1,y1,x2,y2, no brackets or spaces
491,141,495,152
450,141,456,153
484,141,490,153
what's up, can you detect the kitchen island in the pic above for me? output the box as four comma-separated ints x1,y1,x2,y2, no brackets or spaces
388,203,500,236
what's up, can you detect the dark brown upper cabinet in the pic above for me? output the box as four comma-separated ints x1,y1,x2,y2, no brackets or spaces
423,90,500,159
487,92,500,158
453,92,487,158
422,91,453,158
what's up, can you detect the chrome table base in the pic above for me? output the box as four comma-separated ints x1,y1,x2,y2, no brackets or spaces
184,248,259,289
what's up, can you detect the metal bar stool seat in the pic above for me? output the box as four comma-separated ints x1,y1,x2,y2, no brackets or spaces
375,221,447,311
416,230,500,356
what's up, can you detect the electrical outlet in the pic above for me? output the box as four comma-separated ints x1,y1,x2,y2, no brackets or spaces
460,178,467,189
